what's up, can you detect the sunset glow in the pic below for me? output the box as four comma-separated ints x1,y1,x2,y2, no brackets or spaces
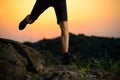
0,0,120,42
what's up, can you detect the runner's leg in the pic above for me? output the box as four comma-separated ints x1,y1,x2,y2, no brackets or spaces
19,0,49,30
59,21,69,53
53,0,68,54
29,0,49,23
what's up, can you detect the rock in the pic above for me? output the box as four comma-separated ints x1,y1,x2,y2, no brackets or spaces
0,38,119,80
0,38,44,80
0,38,82,80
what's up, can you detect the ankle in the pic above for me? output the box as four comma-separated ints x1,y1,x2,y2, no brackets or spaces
25,14,33,24
63,52,69,54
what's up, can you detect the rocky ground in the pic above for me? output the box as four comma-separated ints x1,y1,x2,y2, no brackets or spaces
0,35,120,80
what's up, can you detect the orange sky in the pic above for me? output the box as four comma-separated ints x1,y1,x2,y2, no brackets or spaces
0,0,120,42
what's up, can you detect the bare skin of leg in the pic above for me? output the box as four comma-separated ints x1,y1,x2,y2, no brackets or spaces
59,21,69,54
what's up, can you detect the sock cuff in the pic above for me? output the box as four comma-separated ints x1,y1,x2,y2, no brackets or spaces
25,14,33,24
